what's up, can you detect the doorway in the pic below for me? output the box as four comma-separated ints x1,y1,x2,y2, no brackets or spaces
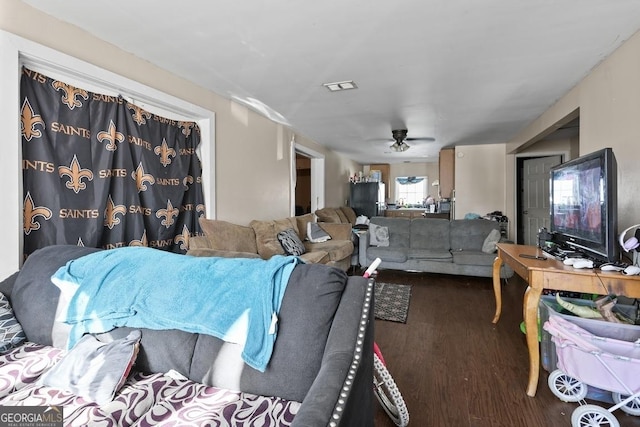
516,155,562,245
295,153,312,215
515,116,579,245
293,144,325,216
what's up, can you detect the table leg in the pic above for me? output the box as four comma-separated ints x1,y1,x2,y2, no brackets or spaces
523,285,543,397
491,255,503,324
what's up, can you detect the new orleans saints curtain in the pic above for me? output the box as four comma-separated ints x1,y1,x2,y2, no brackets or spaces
21,67,205,259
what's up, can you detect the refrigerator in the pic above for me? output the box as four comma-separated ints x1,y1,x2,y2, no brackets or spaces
349,182,385,218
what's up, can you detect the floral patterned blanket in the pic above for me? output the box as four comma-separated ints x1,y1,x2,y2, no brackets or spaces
0,342,300,426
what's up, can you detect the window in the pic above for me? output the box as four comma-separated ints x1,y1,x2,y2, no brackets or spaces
395,176,429,206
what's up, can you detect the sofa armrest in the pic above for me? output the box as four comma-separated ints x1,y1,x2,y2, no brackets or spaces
357,230,370,268
189,235,213,249
318,222,352,241
291,276,374,427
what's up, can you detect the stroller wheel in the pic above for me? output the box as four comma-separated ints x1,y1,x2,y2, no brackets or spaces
548,369,588,402
373,353,409,427
612,392,640,416
571,404,619,427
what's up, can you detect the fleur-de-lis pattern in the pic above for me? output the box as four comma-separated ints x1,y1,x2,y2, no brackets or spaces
154,138,177,167
97,121,125,151
21,99,45,142
129,230,149,247
175,225,191,251
52,80,89,110
156,200,180,229
127,102,153,126
21,67,205,258
23,192,53,235
183,175,194,189
58,155,94,194
132,162,155,192
178,121,194,137
104,195,127,230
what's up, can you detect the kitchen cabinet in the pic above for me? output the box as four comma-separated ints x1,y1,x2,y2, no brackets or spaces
385,209,421,218
439,148,455,199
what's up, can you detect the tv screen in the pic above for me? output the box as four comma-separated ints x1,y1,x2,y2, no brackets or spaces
549,148,617,262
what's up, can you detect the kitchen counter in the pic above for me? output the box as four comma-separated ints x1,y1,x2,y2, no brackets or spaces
384,209,449,219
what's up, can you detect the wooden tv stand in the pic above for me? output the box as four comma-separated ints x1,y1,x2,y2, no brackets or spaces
491,243,640,397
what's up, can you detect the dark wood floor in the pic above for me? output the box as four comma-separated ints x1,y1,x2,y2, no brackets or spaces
370,270,640,427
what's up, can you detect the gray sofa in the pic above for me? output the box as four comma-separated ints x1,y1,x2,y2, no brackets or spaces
362,217,514,278
0,245,374,426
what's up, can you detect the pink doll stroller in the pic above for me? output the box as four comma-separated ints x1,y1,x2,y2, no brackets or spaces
543,314,640,427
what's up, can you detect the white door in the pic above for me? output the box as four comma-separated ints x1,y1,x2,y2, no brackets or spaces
521,156,562,245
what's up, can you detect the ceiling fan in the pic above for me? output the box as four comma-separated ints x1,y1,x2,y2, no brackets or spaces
388,129,434,152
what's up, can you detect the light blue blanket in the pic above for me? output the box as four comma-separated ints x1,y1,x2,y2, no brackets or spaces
51,247,300,372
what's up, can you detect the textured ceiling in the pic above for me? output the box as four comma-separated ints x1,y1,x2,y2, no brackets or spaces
22,0,640,163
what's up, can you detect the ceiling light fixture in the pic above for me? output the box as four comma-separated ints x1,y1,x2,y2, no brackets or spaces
390,141,410,152
323,80,358,92
389,129,410,152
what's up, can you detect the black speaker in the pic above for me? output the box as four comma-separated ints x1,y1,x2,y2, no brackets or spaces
537,227,553,248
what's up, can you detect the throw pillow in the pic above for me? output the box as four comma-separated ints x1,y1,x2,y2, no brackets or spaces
339,206,357,225
39,330,142,404
334,209,349,223
50,274,81,349
294,213,314,241
250,218,296,259
307,222,332,243
314,208,341,224
198,218,258,253
0,292,26,353
277,228,306,256
482,228,502,253
369,223,389,247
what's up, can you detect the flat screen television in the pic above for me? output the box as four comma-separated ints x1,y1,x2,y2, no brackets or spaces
549,148,618,263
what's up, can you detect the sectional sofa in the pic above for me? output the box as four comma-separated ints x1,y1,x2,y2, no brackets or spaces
314,206,363,268
189,214,354,271
0,245,373,426
362,217,514,278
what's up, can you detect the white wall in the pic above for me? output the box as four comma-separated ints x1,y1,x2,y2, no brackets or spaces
295,132,361,209
454,145,506,220
506,28,640,234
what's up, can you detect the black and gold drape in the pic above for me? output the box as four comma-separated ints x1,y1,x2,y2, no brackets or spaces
21,68,205,258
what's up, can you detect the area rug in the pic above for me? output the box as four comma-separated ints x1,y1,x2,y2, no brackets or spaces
374,282,412,323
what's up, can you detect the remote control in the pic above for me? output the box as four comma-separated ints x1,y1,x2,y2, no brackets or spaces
572,259,594,269
600,262,628,272
563,257,589,266
623,265,640,275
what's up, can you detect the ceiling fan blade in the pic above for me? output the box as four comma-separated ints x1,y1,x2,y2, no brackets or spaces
405,137,435,142
383,128,432,152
